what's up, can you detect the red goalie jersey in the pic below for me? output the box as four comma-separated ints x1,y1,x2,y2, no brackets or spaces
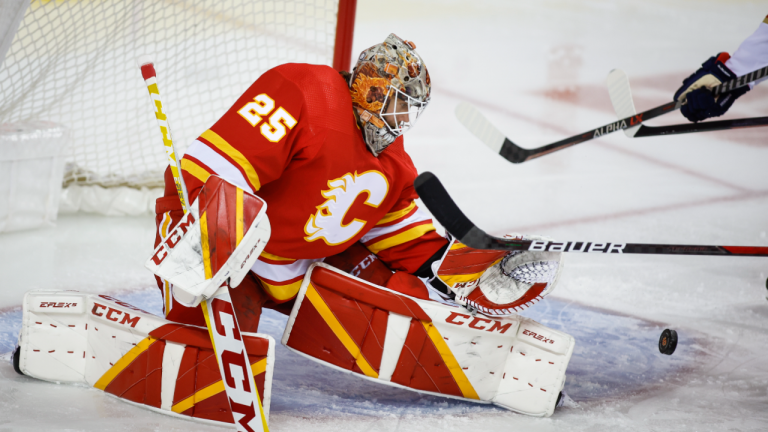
155,63,447,316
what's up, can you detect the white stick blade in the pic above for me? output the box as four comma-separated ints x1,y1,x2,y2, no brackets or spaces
455,102,506,153
606,69,640,137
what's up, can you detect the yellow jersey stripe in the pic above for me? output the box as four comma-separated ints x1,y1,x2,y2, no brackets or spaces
236,188,244,247
305,284,379,378
366,223,436,254
258,277,303,301
199,211,213,280
180,158,211,184
171,358,268,414
201,129,261,191
94,337,157,390
376,201,416,226
421,321,480,399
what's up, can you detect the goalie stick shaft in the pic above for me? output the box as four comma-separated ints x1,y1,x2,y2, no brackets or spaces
414,171,768,257
457,64,768,164
140,62,190,213
139,61,270,432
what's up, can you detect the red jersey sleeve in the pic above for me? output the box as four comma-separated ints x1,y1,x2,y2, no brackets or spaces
359,149,448,273
179,66,315,201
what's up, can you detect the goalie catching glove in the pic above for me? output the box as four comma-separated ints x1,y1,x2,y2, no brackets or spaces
433,235,563,316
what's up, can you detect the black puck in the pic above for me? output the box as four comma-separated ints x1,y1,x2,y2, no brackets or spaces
659,329,677,355
12,345,23,375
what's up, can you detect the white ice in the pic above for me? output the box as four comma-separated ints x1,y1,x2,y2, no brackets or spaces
2,0,768,430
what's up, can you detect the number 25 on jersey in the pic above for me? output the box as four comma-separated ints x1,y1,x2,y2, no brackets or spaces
237,94,297,142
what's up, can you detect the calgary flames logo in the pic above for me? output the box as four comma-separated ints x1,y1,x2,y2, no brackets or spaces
305,171,389,246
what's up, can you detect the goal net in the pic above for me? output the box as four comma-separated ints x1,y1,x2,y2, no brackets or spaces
0,0,354,194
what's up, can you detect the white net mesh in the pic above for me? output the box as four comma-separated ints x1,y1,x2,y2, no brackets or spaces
1,0,341,188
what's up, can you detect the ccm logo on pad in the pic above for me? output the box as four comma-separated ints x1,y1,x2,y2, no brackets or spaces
445,311,512,334
151,211,195,265
528,240,625,253
91,302,141,328
522,328,555,344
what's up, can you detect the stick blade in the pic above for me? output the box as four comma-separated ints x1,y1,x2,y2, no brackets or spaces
455,102,507,153
606,69,640,137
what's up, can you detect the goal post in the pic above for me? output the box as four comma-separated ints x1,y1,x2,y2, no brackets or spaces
0,0,357,215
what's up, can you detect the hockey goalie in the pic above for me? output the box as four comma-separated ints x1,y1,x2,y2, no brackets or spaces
13,34,574,427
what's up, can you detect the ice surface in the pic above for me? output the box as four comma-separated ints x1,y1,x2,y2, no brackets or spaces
2,0,768,430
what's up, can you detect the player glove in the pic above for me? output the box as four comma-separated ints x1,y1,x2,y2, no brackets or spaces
434,235,563,316
674,53,750,122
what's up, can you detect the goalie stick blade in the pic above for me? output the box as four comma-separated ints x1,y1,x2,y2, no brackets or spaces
414,172,529,251
414,172,768,257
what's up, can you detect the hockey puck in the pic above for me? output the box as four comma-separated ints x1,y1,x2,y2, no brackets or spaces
658,329,678,355
12,345,23,375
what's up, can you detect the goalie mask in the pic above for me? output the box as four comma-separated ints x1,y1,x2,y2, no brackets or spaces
349,33,431,156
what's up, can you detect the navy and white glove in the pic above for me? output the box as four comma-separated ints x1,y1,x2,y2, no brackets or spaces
674,53,750,123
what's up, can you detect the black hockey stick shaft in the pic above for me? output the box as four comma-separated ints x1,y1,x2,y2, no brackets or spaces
632,115,768,138
414,171,768,257
498,64,768,163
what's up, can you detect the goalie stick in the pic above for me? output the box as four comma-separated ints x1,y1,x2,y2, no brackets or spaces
606,68,768,138
414,171,768,257
456,64,768,163
139,60,270,432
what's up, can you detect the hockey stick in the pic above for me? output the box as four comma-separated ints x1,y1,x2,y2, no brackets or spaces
139,60,269,432
606,68,768,138
456,64,768,163
414,171,768,257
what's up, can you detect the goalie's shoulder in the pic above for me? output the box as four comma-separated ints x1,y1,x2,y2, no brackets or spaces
269,63,354,122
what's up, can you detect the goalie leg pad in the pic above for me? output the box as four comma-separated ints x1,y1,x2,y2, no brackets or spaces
17,290,275,425
282,263,574,417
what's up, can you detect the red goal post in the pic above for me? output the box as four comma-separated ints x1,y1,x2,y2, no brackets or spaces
0,0,357,212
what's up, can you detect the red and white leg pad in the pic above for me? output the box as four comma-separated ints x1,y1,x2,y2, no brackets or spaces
16,290,275,426
282,263,574,417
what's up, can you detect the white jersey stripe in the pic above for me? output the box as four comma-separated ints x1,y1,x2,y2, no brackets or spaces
184,139,252,192
251,257,322,283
